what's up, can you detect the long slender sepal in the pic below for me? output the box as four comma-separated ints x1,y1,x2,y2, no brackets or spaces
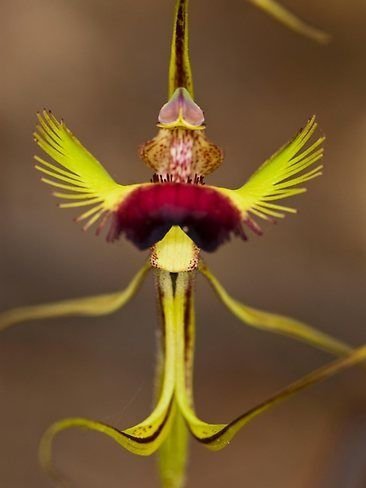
177,339,366,450
247,0,331,44
0,263,150,332
157,271,195,488
199,262,353,357
39,269,178,483
169,0,194,98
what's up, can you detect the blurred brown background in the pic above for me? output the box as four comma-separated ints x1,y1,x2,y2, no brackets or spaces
0,0,365,487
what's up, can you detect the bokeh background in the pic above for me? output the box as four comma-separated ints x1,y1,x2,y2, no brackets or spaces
0,0,365,486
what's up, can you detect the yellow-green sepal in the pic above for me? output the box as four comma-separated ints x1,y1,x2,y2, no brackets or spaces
0,263,150,332
199,262,354,357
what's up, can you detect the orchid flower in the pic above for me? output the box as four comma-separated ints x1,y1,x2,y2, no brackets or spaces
0,1,364,487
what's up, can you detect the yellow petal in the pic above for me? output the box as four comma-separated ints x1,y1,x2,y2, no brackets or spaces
216,117,324,223
34,110,137,231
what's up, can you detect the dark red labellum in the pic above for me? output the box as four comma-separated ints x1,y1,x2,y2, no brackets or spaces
109,184,248,252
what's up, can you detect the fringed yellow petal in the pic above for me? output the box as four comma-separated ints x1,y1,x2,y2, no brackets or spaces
0,263,150,333
179,345,366,450
169,0,194,97
199,262,353,357
151,226,199,273
216,117,324,222
247,0,331,44
34,110,135,230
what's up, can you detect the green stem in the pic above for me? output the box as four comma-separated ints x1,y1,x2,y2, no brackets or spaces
156,271,195,488
158,404,189,488
169,0,194,97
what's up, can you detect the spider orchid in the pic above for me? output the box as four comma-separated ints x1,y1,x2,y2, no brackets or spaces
0,1,364,487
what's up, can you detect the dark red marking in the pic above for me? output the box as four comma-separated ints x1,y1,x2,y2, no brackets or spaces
109,183,253,252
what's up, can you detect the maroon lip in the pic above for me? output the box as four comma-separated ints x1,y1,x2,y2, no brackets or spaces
107,183,251,252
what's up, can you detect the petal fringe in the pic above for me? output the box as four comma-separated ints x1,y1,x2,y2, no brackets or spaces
216,117,324,228
34,110,131,232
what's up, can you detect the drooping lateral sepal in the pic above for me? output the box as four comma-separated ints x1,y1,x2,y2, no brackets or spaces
39,268,178,483
0,263,150,332
177,342,366,450
171,266,366,450
199,262,354,357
